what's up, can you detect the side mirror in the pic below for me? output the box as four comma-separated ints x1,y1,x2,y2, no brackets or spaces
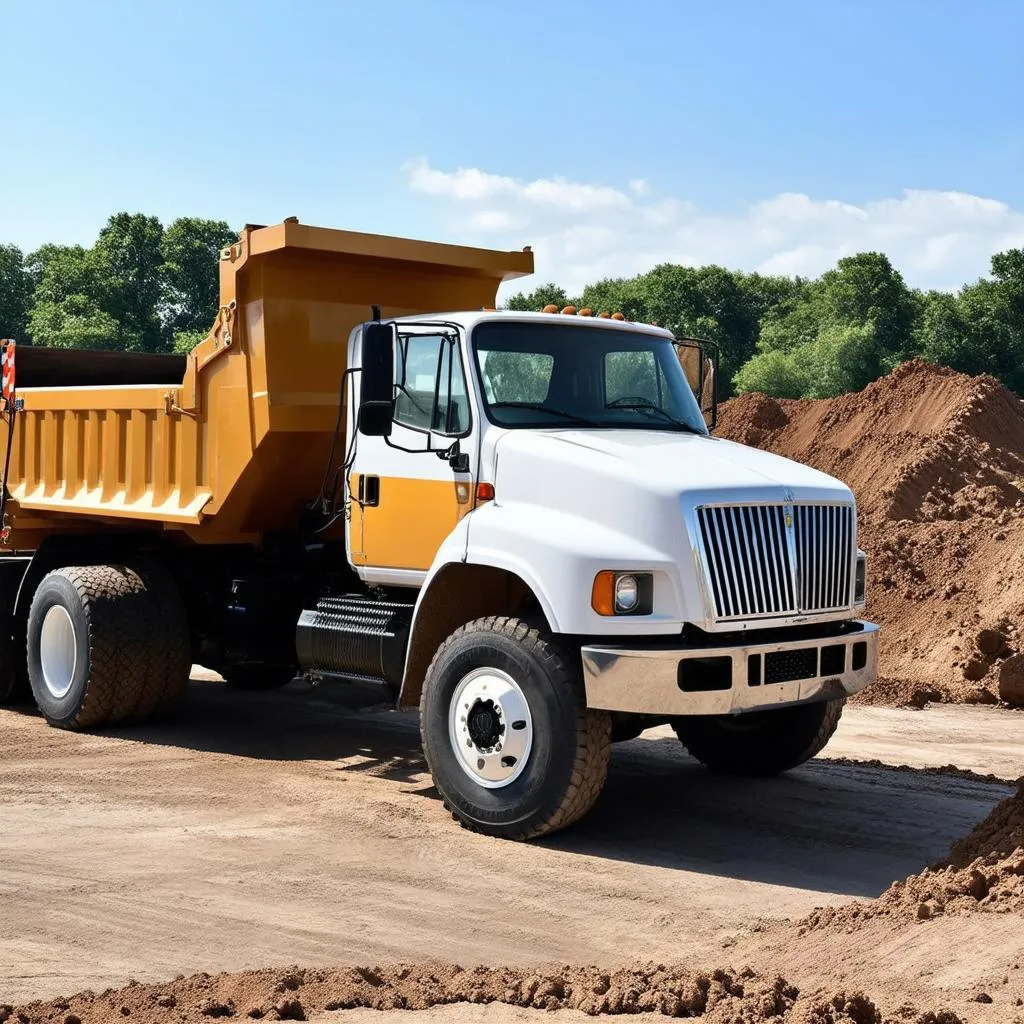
674,337,718,431
701,347,718,431
359,322,396,437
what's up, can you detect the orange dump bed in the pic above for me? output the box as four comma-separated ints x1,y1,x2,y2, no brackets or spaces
0,220,533,549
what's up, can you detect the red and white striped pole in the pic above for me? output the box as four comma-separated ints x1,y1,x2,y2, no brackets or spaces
1,339,15,403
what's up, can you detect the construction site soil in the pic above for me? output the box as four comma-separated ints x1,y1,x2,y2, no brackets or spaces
0,964,972,1024
717,359,1024,709
3,683,1023,1024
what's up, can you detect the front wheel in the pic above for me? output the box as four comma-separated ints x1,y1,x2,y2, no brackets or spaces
672,698,845,776
419,616,611,840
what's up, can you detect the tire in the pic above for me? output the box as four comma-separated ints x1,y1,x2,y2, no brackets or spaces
26,563,191,729
672,698,845,776
419,616,611,841
223,663,297,691
610,713,659,744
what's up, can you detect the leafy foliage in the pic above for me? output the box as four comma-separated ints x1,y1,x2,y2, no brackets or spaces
504,284,575,312
0,245,31,341
161,217,236,334
3,211,1023,403
3,214,237,354
506,247,1024,400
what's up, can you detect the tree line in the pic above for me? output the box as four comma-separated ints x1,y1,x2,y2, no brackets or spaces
2,212,1022,400
0,213,236,356
507,249,1024,399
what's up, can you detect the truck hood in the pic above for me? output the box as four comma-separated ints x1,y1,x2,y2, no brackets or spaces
491,428,852,507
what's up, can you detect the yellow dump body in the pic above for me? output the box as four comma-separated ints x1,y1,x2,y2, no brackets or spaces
1,220,533,549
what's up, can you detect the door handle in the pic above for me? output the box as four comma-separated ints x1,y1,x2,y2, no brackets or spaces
358,475,380,507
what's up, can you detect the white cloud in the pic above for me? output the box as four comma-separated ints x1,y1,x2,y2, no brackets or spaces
402,157,1024,299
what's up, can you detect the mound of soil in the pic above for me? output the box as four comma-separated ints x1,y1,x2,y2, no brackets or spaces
799,781,1024,935
718,359,1024,707
0,963,962,1023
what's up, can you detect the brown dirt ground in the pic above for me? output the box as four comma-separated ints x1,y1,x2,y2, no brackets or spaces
798,781,1024,933
3,684,1023,1024
0,963,969,1024
727,778,1024,1024
717,359,1024,709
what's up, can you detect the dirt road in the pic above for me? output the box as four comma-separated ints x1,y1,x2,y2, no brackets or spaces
1,677,1020,1010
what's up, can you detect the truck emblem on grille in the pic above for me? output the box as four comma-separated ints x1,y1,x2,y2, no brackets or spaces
784,510,793,529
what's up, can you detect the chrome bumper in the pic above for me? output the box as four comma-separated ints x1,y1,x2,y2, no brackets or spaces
581,620,878,716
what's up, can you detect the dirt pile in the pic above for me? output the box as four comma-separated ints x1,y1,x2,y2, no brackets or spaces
0,964,962,1024
717,359,1024,707
799,780,1024,934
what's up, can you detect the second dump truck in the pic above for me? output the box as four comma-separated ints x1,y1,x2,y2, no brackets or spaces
0,219,877,839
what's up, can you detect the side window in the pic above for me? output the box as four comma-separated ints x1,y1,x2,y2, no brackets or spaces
479,351,554,404
394,334,469,436
605,350,661,405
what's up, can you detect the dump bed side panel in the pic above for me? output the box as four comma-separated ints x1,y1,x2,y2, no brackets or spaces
0,222,533,548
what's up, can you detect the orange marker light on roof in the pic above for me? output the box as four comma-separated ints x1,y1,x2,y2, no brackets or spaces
611,312,625,321
598,311,611,319
579,308,593,317
561,306,577,315
542,303,559,313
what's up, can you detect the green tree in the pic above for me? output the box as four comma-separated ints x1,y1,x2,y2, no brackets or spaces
0,245,31,341
93,213,167,351
161,217,236,334
504,283,574,311
803,322,883,397
733,349,809,399
917,250,1024,394
27,243,141,350
28,295,125,351
172,329,207,354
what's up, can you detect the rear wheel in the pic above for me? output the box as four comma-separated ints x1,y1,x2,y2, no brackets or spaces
420,616,611,840
27,563,191,729
672,698,845,776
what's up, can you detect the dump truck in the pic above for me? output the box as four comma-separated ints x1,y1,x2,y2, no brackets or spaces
0,218,877,839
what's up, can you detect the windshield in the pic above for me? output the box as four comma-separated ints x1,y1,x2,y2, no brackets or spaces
472,321,709,434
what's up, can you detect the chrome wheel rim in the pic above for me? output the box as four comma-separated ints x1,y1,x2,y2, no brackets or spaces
448,667,533,789
39,605,78,700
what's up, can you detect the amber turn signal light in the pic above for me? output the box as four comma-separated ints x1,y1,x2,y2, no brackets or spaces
591,571,618,616
591,571,654,616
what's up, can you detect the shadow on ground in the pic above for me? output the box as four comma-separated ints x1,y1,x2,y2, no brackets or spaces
16,676,1014,898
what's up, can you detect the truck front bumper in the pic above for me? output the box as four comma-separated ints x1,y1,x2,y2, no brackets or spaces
581,619,878,716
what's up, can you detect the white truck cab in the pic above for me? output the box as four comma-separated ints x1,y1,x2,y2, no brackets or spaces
332,308,877,839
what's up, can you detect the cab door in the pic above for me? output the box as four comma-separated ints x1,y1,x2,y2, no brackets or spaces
348,329,476,577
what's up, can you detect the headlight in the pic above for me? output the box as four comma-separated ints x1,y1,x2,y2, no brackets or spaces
854,550,867,604
614,575,640,612
592,571,654,616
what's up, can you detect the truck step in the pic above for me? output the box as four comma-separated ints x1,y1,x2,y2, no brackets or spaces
295,594,414,685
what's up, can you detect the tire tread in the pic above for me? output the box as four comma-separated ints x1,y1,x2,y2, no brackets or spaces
28,563,190,729
673,697,845,776
420,615,611,841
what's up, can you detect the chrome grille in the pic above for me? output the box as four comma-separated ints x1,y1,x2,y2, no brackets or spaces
794,504,855,613
696,503,854,620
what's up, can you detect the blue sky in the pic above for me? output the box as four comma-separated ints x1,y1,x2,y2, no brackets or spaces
2,0,1022,294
